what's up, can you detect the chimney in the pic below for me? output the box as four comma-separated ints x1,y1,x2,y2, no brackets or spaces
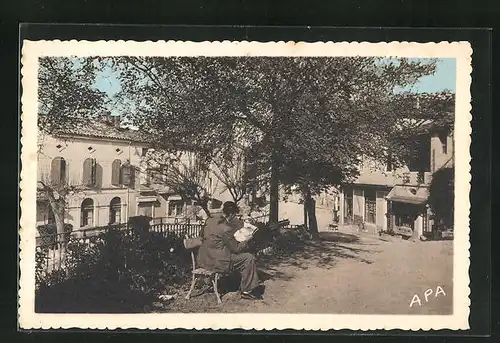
101,112,112,125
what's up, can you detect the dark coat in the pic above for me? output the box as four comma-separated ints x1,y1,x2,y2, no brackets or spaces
197,213,248,273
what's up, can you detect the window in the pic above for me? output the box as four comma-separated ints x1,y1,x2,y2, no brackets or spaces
138,202,153,217
111,159,122,186
344,188,353,222
364,189,376,224
121,162,134,188
82,158,102,188
50,157,66,185
168,200,184,217
83,158,96,187
109,197,121,224
80,198,94,227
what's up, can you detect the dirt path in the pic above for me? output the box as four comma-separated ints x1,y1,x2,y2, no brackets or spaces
164,229,453,315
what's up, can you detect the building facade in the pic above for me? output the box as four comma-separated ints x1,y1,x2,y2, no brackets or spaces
339,126,454,237
37,116,196,229
36,116,259,231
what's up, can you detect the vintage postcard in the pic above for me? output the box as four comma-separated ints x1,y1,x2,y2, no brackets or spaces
19,40,472,330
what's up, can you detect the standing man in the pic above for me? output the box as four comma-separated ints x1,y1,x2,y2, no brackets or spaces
197,201,261,300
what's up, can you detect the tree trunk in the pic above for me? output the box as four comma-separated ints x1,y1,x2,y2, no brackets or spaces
47,197,67,264
268,153,279,224
303,201,308,230
200,202,211,218
304,186,319,240
46,194,66,235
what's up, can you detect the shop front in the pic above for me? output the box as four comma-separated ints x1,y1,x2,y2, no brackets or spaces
386,185,430,238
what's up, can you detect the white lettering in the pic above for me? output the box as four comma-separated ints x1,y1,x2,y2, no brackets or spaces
424,288,433,302
409,294,422,308
435,286,446,297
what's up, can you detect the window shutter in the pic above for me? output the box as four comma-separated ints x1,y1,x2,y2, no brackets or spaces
91,159,97,186
51,157,62,184
111,160,121,186
95,163,103,189
83,158,96,186
122,164,132,186
60,158,67,184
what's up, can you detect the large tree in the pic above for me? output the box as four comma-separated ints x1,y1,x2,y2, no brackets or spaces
37,57,106,238
141,149,213,217
38,57,106,134
104,57,448,226
37,56,455,233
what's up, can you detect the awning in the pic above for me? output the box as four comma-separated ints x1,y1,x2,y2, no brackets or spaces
136,196,158,203
386,185,429,205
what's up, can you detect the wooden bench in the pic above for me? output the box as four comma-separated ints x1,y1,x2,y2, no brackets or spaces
183,235,224,304
183,220,290,304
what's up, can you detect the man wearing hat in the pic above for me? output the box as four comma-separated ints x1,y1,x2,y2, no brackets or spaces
197,201,261,300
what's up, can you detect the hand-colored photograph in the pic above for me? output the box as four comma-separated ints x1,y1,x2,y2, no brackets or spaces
19,40,471,331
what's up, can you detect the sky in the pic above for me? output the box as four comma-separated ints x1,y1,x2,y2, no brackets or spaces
93,57,456,100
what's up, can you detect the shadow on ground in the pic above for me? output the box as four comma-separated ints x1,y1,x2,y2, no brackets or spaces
257,231,379,281
320,231,360,243
160,231,387,313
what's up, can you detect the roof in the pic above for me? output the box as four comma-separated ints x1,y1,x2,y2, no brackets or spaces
386,185,429,205
52,117,148,144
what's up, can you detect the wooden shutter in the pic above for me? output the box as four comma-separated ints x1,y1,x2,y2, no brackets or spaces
51,157,63,184
60,158,67,184
83,158,96,186
95,163,103,189
111,160,121,186
122,164,132,186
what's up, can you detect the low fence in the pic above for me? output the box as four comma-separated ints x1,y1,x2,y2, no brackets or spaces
150,222,202,238
35,219,301,276
35,222,203,275
150,217,196,225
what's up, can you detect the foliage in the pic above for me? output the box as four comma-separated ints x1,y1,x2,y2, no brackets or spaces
210,147,252,204
102,56,448,225
428,167,454,230
271,225,310,254
36,223,73,248
141,149,212,216
35,228,192,313
37,178,87,236
38,56,455,229
388,92,455,169
38,57,106,134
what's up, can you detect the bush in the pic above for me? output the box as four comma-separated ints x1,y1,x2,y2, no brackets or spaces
36,223,73,249
35,228,192,313
428,167,454,230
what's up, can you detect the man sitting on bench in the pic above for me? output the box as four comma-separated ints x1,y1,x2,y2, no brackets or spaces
197,201,262,300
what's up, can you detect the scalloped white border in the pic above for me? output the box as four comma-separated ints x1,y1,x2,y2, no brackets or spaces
19,40,472,331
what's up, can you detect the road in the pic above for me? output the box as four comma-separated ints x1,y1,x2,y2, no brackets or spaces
163,227,453,315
